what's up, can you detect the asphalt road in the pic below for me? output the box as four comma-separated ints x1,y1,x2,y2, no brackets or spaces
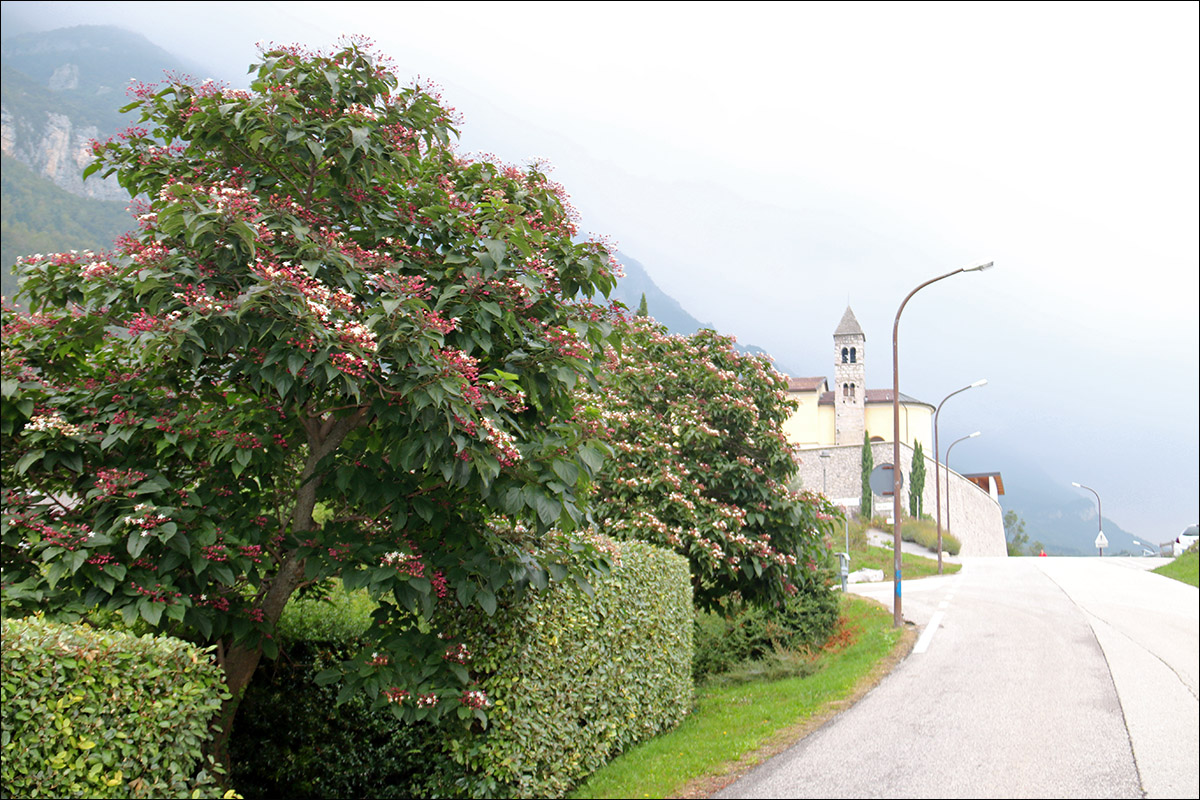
715,557,1199,799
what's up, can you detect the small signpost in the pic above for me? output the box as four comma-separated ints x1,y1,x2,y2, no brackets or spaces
1095,530,1108,557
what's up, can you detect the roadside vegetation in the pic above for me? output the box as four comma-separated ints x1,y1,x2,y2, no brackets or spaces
838,516,962,579
570,594,908,799
1153,542,1199,587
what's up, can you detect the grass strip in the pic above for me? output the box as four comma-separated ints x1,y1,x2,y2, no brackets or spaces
1153,548,1199,587
852,545,961,580
569,594,913,799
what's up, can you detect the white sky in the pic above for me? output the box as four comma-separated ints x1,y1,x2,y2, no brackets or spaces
6,0,1199,541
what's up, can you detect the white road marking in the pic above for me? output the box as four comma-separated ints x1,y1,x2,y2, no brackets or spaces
914,610,945,654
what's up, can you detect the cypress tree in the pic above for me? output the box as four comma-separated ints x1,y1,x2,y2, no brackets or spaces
860,431,874,518
909,440,926,518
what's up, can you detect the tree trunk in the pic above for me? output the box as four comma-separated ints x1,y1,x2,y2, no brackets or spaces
202,408,368,778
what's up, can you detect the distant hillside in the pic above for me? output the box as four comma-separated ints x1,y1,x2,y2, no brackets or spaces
983,453,1144,556
611,252,798,375
1,24,182,299
1,153,132,300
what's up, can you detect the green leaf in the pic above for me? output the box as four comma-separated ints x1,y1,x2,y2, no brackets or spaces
551,459,579,486
14,449,44,475
126,530,150,559
477,589,497,616
314,669,342,686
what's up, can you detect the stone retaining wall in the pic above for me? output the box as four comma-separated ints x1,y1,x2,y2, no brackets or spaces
794,442,1006,557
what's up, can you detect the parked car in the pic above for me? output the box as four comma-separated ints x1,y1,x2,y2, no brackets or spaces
1161,524,1199,557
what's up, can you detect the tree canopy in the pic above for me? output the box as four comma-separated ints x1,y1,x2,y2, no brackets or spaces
583,318,838,608
1,39,619,729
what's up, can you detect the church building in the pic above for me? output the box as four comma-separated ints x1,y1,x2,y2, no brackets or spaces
782,306,1007,556
782,307,933,452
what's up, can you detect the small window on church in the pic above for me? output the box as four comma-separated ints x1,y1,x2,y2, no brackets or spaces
841,347,849,363
850,347,857,363
850,383,856,399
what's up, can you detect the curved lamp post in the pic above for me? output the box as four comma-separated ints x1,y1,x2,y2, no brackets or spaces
945,431,981,546
934,379,987,574
1072,482,1104,556
891,261,992,627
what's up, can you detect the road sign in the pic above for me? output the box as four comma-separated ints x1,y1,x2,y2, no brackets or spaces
869,463,902,496
1095,531,1109,549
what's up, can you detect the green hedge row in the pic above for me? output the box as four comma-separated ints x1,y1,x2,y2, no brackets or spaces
231,536,693,799
435,538,693,798
1,615,230,799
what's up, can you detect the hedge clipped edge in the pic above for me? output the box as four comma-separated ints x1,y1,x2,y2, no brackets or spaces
435,537,694,798
1,615,231,799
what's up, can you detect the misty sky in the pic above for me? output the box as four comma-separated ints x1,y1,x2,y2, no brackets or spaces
5,1,1198,542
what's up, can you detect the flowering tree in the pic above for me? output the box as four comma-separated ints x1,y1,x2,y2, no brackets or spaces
583,318,838,609
0,40,619,745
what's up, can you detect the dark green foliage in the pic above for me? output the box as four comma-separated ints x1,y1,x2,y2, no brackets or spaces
229,592,430,799
230,537,693,799
0,615,229,799
636,292,649,317
429,537,694,798
692,587,840,684
908,440,926,518
860,431,874,518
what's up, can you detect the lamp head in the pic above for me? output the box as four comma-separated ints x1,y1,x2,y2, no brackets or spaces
965,261,995,273
969,431,981,438
971,379,988,388
1072,482,1082,488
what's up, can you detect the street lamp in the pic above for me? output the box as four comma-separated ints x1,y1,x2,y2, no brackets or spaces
891,261,992,627
945,431,981,544
1072,482,1104,556
934,379,987,574
820,450,831,495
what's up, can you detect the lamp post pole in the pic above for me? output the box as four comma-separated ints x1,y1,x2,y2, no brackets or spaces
891,261,992,627
820,450,831,496
934,379,987,573
1072,482,1104,556
946,431,981,543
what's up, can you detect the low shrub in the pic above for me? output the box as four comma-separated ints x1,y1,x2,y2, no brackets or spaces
0,615,230,799
900,518,962,556
692,586,840,684
869,517,961,556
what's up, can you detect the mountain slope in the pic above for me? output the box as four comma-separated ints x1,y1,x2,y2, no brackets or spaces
611,252,799,375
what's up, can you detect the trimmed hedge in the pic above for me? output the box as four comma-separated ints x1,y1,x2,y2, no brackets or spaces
432,537,693,798
0,615,230,799
229,536,693,799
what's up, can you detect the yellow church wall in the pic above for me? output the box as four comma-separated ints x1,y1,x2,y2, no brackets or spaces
863,403,932,451
783,390,824,446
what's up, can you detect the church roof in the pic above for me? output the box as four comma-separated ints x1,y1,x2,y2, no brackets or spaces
818,389,932,409
786,376,827,392
834,306,864,338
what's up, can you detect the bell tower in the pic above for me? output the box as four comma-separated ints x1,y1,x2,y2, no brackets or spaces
833,306,866,446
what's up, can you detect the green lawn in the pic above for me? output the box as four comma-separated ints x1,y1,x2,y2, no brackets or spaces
569,594,909,799
1153,548,1199,587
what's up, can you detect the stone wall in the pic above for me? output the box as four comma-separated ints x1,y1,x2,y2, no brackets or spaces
794,442,1006,557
